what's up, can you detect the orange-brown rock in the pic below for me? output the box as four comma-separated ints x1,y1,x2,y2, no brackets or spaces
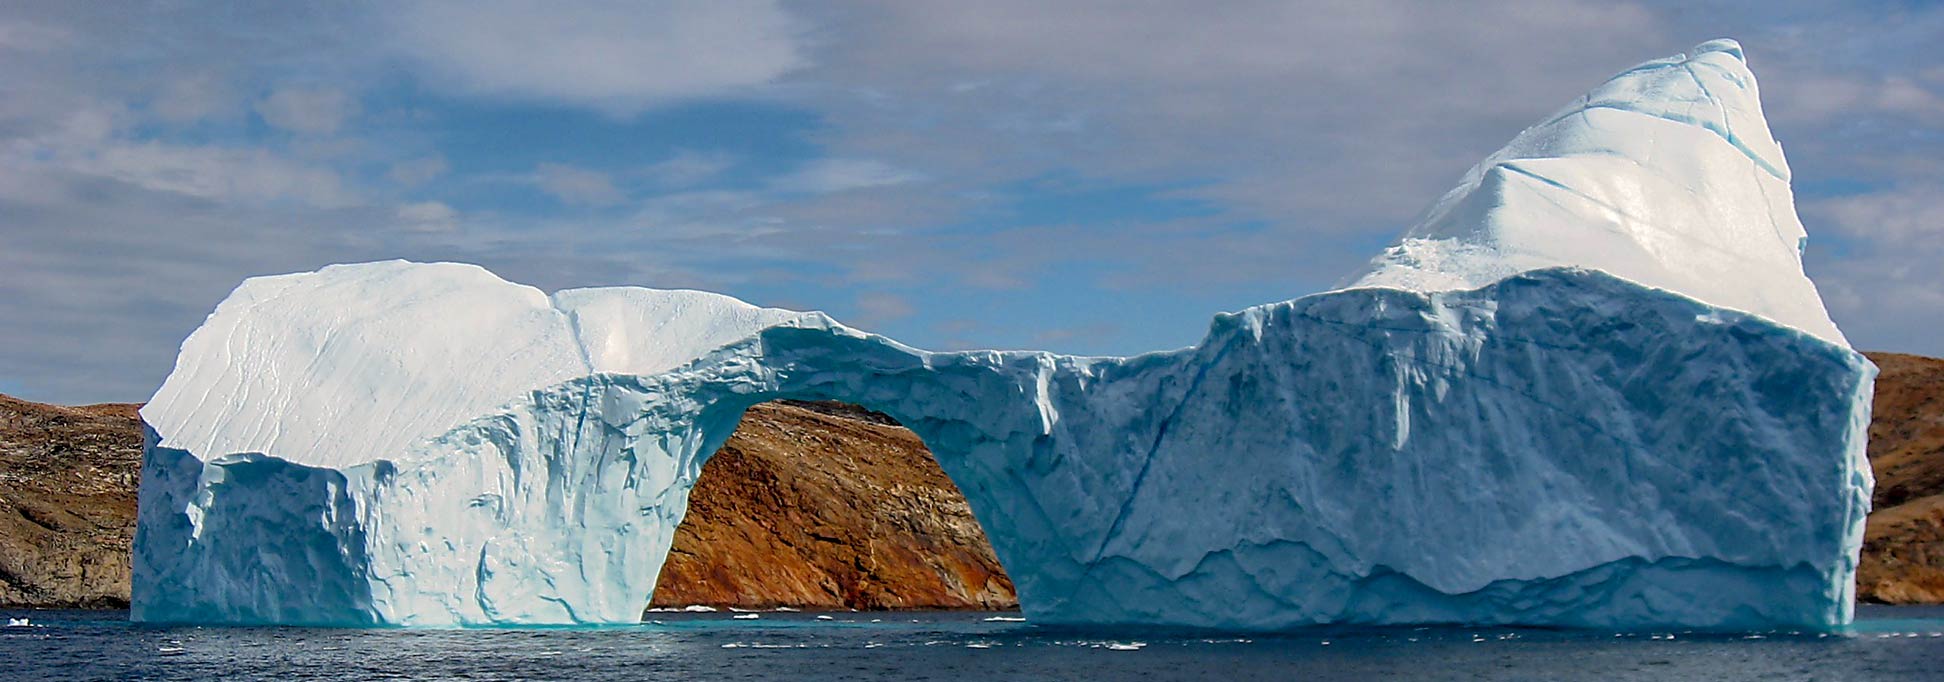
0,395,141,608
647,401,1015,610
1857,352,1944,604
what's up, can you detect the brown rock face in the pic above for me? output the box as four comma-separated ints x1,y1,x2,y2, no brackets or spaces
3,347,1942,610
1857,352,1944,604
647,401,1016,610
0,395,141,608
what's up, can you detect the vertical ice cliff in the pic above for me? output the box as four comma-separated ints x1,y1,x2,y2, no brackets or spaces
133,40,1874,630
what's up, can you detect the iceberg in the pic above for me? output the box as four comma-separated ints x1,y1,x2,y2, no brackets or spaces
132,39,1874,630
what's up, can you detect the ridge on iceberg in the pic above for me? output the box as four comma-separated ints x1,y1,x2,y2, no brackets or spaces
132,40,1874,630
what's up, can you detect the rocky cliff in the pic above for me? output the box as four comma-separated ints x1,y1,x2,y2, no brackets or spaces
0,395,140,607
1857,352,1944,603
0,349,1940,610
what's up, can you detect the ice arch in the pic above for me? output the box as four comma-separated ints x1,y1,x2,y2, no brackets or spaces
133,41,1874,630
133,263,1870,629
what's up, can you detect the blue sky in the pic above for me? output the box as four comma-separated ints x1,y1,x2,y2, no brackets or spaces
2,1,1941,404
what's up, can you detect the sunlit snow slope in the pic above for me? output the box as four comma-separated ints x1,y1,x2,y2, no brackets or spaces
133,40,1873,630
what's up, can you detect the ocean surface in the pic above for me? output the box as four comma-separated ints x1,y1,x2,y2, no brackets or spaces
5,606,1944,681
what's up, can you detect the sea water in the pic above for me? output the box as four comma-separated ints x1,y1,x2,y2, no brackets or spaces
5,606,1943,681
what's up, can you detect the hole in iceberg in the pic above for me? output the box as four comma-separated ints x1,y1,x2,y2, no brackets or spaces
645,399,1017,616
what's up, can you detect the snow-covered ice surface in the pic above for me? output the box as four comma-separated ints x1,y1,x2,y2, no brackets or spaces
1345,39,1843,345
132,40,1874,630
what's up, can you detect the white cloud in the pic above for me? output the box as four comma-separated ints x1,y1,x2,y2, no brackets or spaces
385,0,806,116
50,105,121,145
388,155,450,186
627,190,781,241
151,74,231,123
771,158,922,194
0,19,73,52
851,292,915,327
1811,187,1944,243
8,120,358,209
255,86,359,135
5,0,1944,404
643,150,737,188
396,201,459,233
809,0,1670,234
1770,73,1944,127
534,162,624,205
101,143,353,207
1803,187,1944,354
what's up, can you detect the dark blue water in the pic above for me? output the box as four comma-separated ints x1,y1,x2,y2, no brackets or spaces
5,606,1944,681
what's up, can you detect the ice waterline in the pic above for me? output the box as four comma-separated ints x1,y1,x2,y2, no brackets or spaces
133,39,1873,630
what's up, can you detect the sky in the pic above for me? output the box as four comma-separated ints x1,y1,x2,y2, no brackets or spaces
1,1,1940,405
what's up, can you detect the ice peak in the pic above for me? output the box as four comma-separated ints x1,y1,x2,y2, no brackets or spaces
1343,40,1845,345
1692,38,1744,62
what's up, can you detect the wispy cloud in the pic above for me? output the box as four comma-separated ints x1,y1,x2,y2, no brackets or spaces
2,1,1942,405
849,292,916,327
388,155,450,186
642,150,738,189
771,158,923,194
151,73,232,124
396,201,461,233
382,1,807,116
255,86,359,135
534,162,625,206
